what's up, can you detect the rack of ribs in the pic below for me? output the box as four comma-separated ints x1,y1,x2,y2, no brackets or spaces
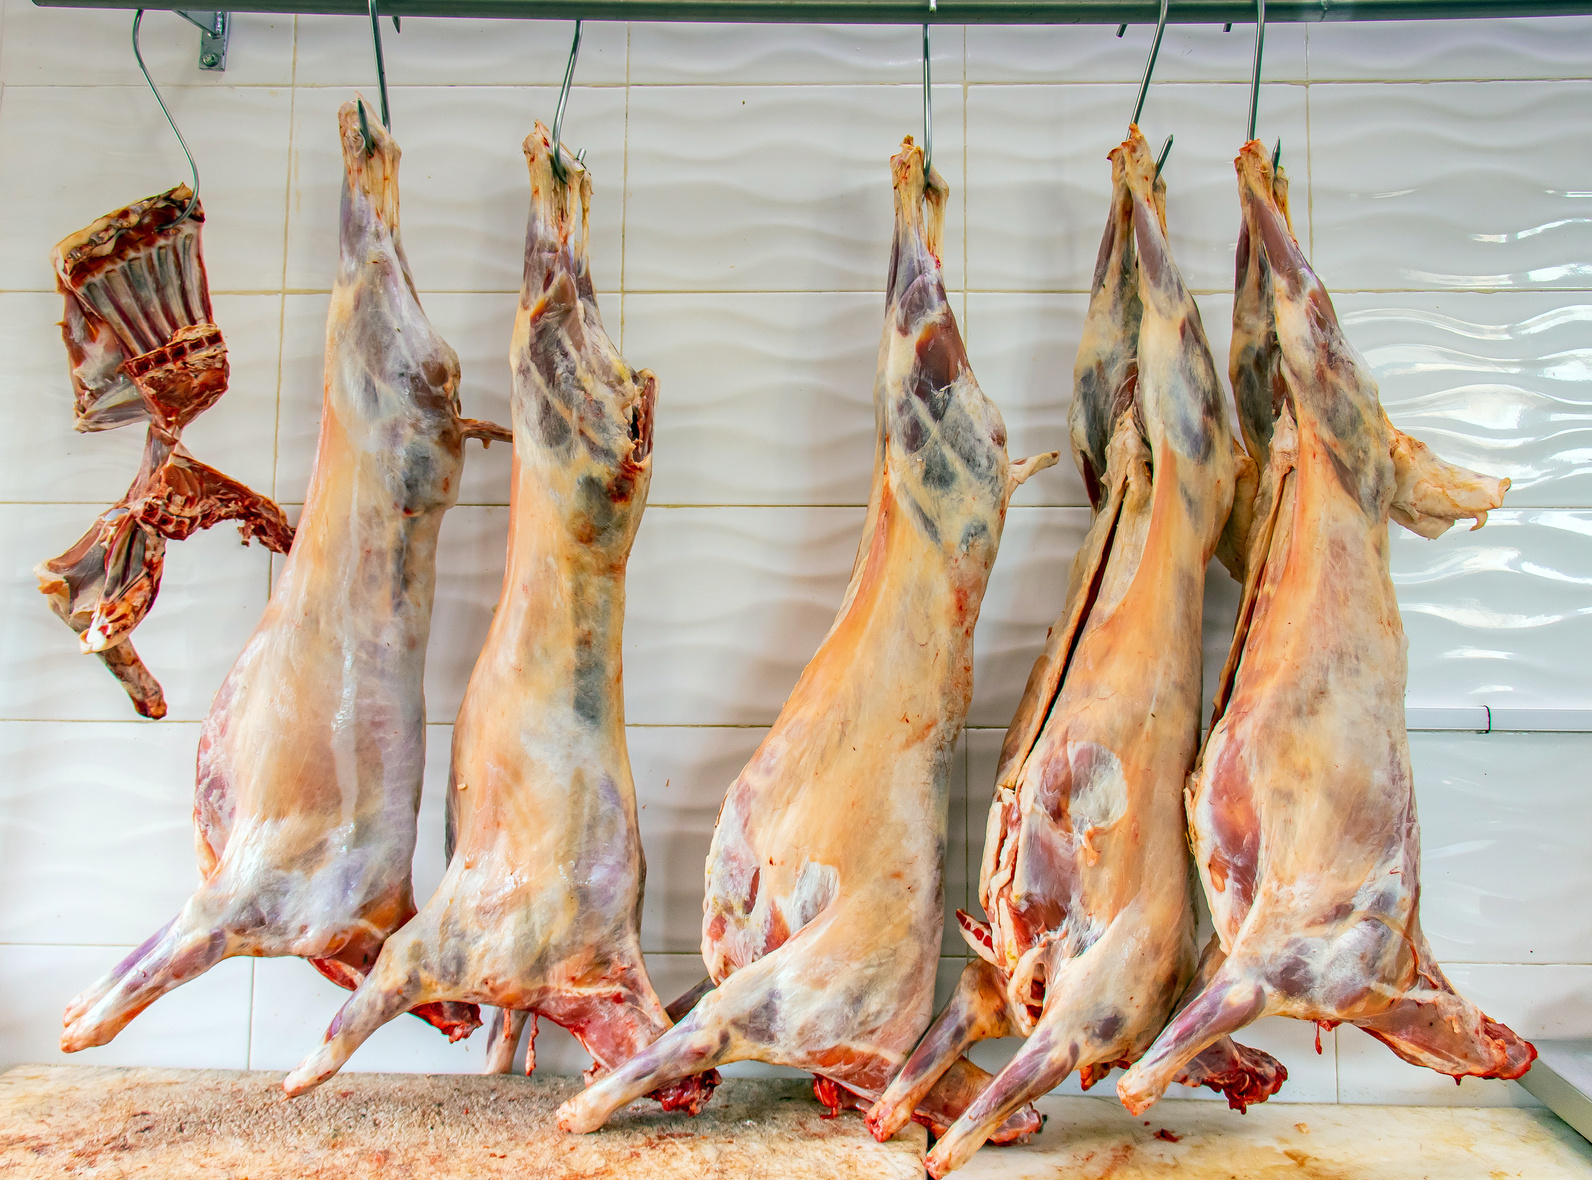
282,123,715,1117
1116,140,1533,1115
556,136,1057,1141
60,99,502,1053
39,187,294,719
867,128,1284,1178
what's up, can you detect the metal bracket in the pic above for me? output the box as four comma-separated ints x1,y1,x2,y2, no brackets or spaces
175,10,228,71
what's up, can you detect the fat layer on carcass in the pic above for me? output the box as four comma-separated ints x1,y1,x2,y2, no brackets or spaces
867,129,1284,1178
1117,141,1533,1115
557,137,1058,1140
39,187,293,718
283,124,715,1117
60,99,503,1053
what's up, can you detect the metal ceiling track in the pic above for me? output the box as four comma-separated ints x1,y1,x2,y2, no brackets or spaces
30,0,1592,21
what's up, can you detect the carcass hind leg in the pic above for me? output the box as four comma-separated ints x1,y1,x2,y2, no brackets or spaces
867,957,1017,1142
538,984,721,1115
62,892,234,1051
283,934,433,1097
1117,960,1268,1117
1166,938,1287,1111
1352,951,1534,1081
310,951,480,1042
485,1008,533,1074
923,981,1110,1178
556,964,759,1133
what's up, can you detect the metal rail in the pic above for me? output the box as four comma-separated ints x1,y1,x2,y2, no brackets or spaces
30,0,1592,22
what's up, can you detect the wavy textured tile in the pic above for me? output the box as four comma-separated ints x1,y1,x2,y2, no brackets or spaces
964,293,1087,507
0,505,271,722
0,946,251,1071
0,85,291,293
0,721,200,945
1395,509,1592,710
966,83,1309,294
624,292,880,506
291,14,628,87
628,22,961,85
284,86,626,294
1308,16,1592,82
1411,732,1592,966
1309,81,1592,292
967,21,1306,84
1337,292,1592,508
0,0,294,88
624,505,864,726
623,84,966,293
1337,965,1592,1105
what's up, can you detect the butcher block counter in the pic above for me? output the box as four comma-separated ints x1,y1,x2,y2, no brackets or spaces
1,1064,1589,1179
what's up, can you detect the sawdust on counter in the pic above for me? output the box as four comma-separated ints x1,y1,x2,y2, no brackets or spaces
0,1064,926,1180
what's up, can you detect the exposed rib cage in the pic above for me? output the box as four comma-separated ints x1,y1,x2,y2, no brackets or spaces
39,185,292,719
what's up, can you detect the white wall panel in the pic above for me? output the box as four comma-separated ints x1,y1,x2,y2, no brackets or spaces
1412,732,1592,965
0,84,293,293
285,84,627,294
0,10,1584,1115
1396,509,1592,710
966,21,1307,84
0,947,252,1072
1308,81,1592,292
965,82,1310,295
1344,292,1592,507
623,291,881,507
623,83,966,293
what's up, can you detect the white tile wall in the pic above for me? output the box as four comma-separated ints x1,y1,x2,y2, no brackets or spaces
0,8,1586,1112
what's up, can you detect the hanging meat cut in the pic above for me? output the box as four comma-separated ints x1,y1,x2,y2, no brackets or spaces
61,100,500,1053
282,124,715,1117
866,128,1284,1178
40,187,293,719
556,137,1056,1141
1116,141,1532,1114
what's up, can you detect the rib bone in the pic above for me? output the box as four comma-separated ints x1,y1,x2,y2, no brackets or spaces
41,186,293,717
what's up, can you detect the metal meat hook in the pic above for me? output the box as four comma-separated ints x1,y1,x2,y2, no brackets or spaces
130,10,201,223
1249,0,1268,144
361,0,394,154
921,22,933,181
550,19,584,183
1130,0,1171,174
